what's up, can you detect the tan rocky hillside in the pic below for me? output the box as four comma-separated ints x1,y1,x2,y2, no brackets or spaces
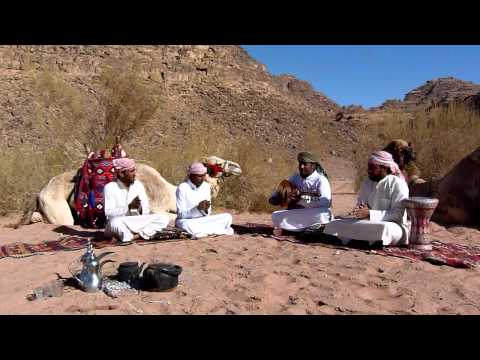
3,46,478,188
0,45,358,167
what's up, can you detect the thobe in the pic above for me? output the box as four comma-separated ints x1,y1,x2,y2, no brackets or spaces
324,174,409,246
175,179,234,238
271,170,333,232
104,179,170,242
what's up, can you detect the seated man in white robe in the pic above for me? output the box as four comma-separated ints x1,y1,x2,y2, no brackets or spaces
175,162,234,238
324,150,409,246
269,152,333,232
104,158,170,243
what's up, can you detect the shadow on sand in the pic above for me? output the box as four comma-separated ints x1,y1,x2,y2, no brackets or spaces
52,225,104,239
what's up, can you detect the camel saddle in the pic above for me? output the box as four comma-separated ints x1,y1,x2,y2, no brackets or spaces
74,144,127,228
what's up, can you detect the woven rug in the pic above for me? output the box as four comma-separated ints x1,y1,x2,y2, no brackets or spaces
370,241,480,269
0,226,191,260
231,223,480,269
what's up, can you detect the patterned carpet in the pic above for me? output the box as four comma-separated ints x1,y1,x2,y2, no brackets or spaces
0,226,191,259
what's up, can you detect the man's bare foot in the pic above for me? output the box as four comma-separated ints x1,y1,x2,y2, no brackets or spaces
107,234,139,245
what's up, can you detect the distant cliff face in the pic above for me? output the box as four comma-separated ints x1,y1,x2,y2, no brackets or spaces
378,77,480,112
0,45,353,157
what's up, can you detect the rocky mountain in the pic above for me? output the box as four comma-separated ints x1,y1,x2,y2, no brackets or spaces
2,46,478,178
0,45,354,162
378,77,480,112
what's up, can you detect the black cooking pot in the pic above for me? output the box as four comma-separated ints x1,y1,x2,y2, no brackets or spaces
117,262,145,285
142,263,183,291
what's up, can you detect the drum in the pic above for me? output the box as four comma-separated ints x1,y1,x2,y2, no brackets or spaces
402,197,439,250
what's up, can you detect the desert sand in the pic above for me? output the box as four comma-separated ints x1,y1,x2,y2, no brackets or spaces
1,192,480,315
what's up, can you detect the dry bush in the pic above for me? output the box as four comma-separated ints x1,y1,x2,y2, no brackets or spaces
353,104,480,188
96,58,163,148
31,57,162,153
32,68,93,158
0,146,73,215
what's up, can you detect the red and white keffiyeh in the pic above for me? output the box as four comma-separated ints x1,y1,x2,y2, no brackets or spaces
368,150,402,177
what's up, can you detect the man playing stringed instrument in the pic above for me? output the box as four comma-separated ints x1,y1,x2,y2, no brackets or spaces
269,152,333,233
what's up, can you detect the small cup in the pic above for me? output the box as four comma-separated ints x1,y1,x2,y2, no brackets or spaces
32,280,64,300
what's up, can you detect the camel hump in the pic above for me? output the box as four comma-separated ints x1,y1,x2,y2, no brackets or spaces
39,169,77,200
135,163,177,213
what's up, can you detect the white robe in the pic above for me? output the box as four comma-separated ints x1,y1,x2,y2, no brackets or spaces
104,180,170,242
324,175,410,246
272,170,333,231
175,180,234,238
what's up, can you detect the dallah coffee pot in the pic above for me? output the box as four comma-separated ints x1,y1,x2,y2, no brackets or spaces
71,240,115,292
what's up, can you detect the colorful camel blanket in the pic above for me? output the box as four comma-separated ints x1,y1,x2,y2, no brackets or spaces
232,223,480,269
74,155,116,229
0,227,191,260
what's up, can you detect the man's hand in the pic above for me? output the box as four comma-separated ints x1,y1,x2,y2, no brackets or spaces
352,202,369,220
128,196,142,211
287,189,301,204
286,189,303,209
197,200,211,213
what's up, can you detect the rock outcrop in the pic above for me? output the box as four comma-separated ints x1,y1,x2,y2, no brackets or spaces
378,77,480,112
464,92,480,112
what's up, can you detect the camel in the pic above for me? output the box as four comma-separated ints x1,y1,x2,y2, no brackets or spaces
28,156,242,226
410,147,480,225
384,139,479,225
383,139,425,188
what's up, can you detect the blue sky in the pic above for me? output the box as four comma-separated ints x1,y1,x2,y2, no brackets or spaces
241,45,480,109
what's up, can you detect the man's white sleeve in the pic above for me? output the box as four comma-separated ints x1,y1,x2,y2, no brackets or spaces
104,185,127,219
318,175,332,208
176,185,203,219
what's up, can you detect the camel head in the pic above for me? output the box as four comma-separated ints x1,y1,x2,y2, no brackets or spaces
202,156,242,178
383,139,416,169
200,156,242,200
